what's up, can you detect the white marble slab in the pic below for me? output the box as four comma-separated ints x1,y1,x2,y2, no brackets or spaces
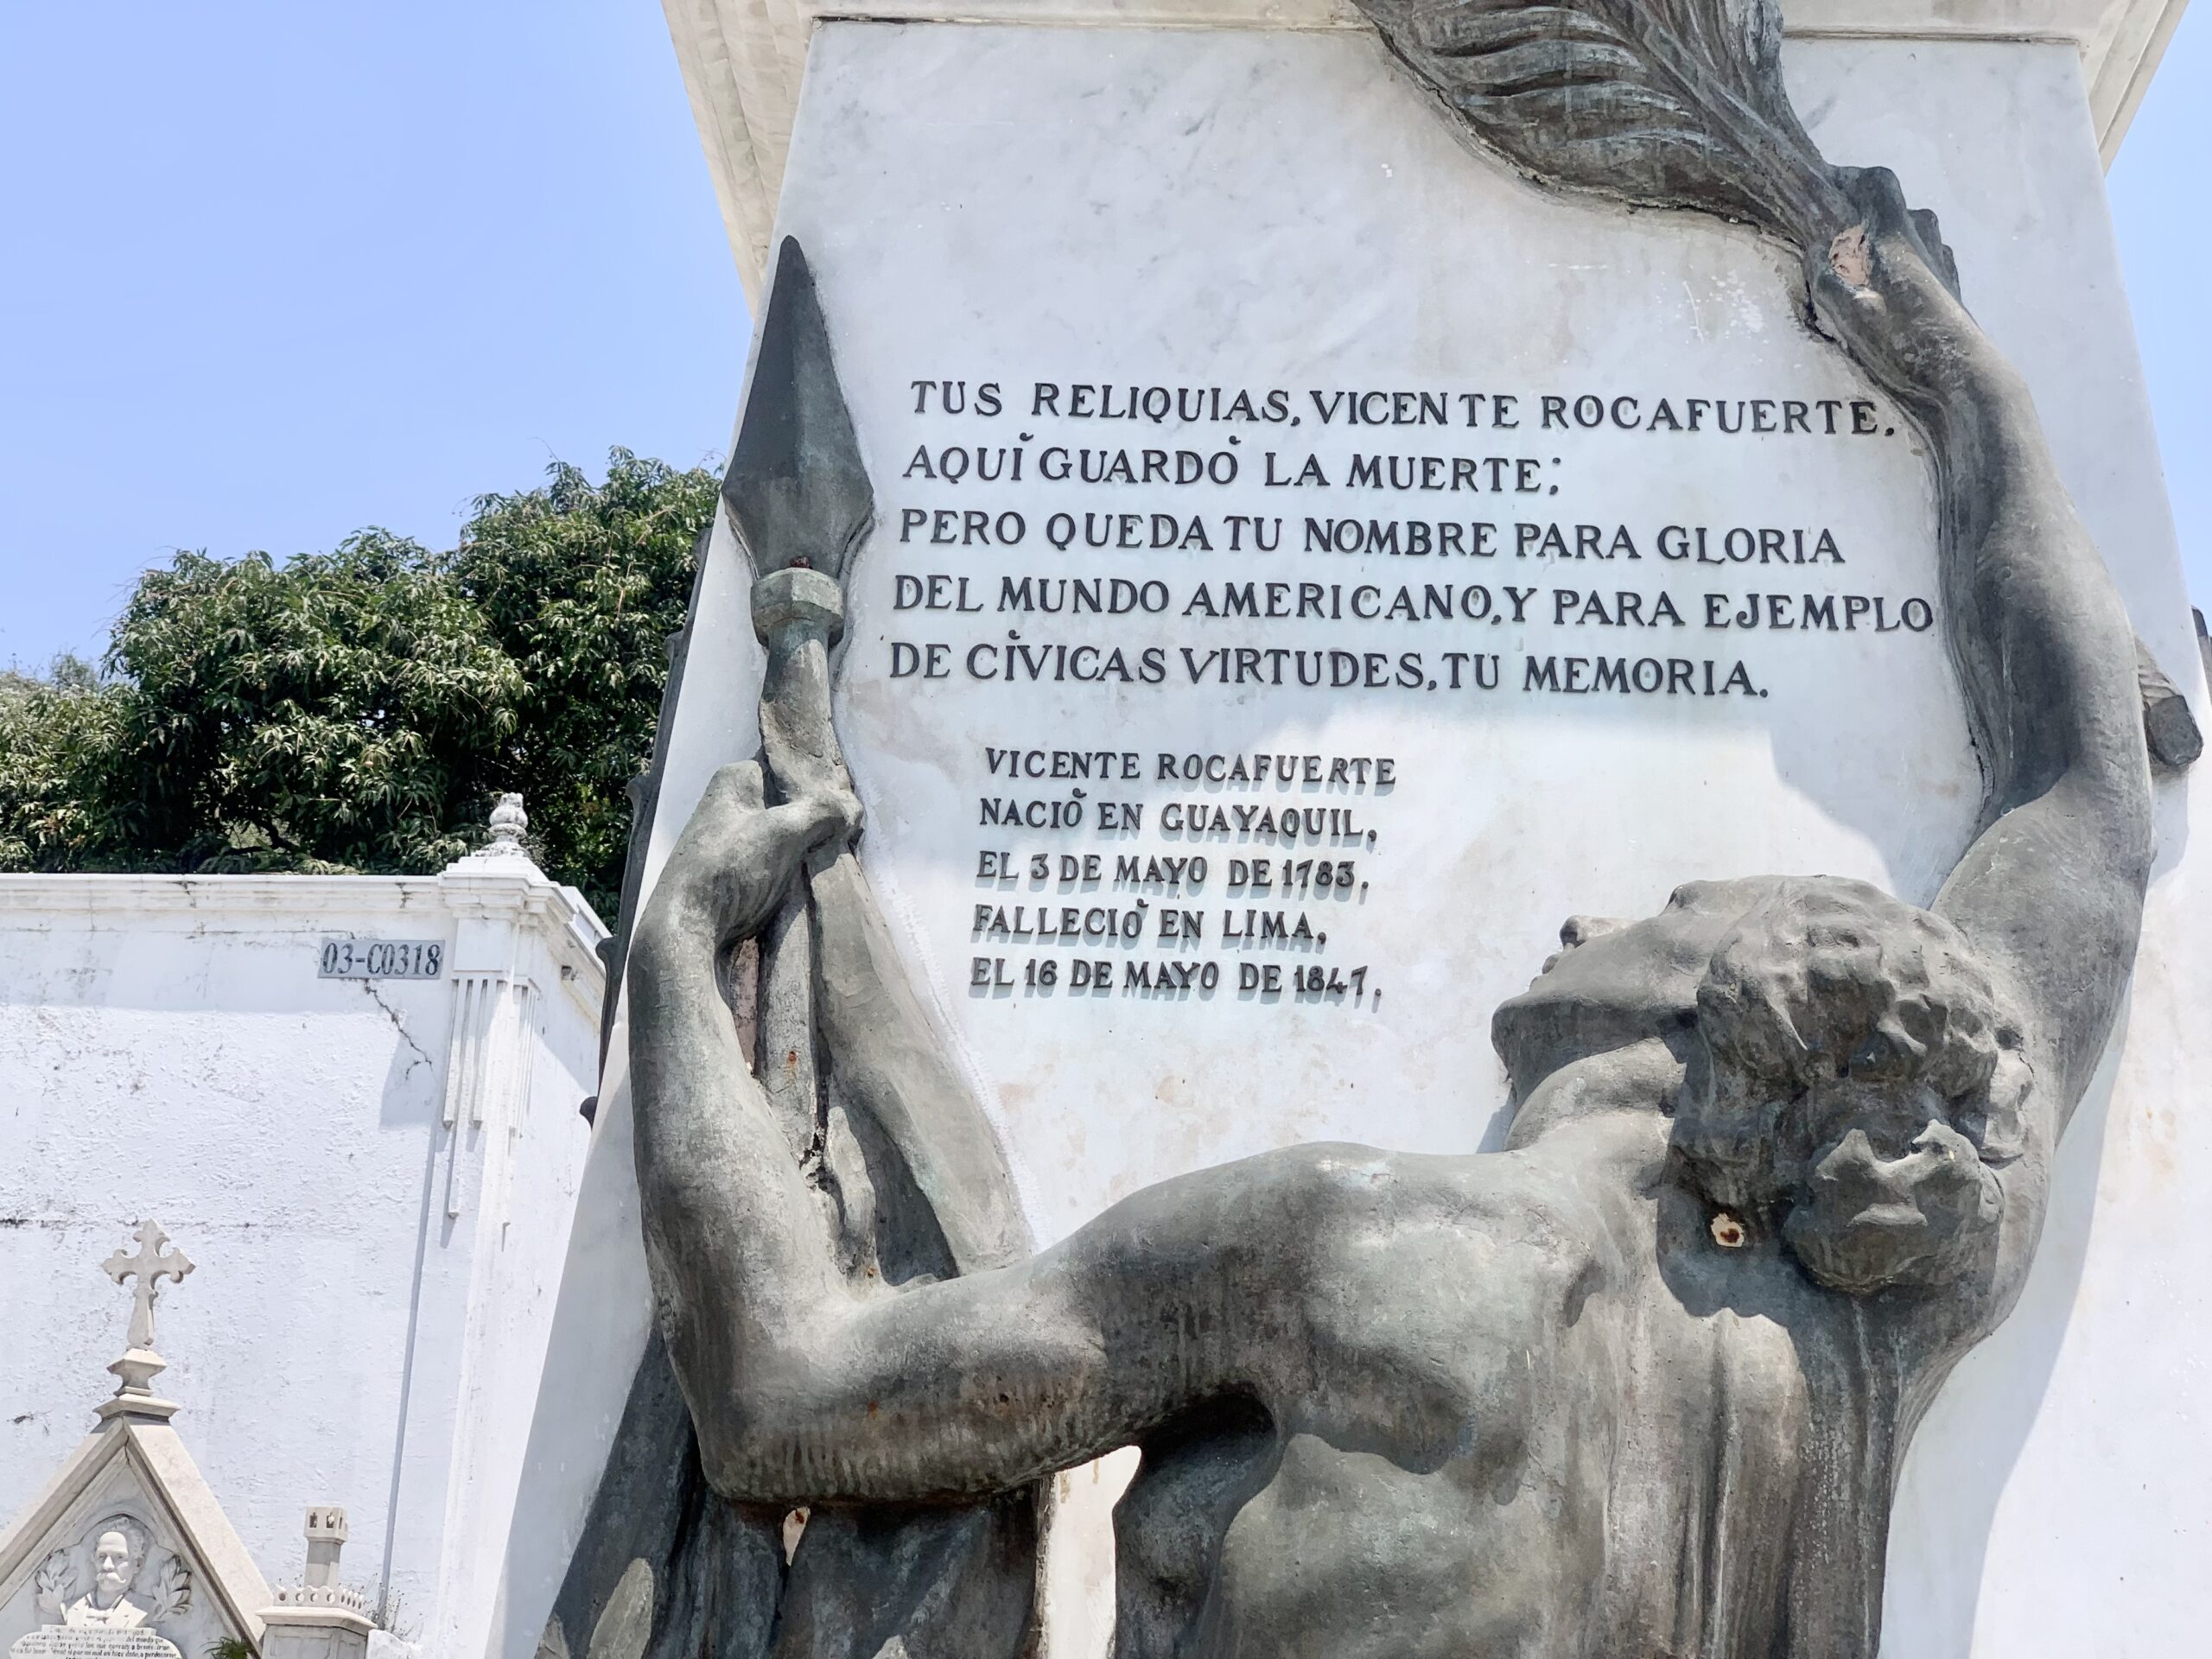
776,22,1988,1245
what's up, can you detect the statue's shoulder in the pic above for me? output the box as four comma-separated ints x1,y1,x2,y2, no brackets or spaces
1491,876,1789,1096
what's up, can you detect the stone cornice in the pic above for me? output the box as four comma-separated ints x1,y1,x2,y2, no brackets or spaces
0,872,454,915
0,870,610,1008
662,0,2187,302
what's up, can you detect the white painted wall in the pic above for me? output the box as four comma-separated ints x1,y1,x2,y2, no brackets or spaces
0,849,606,1657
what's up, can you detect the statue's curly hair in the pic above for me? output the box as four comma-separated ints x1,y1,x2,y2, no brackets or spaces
1697,876,2006,1108
1675,876,2023,1293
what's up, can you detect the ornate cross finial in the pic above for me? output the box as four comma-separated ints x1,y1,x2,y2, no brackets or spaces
100,1220,193,1399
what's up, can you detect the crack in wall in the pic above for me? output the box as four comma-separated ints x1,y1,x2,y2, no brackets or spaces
360,980,435,1077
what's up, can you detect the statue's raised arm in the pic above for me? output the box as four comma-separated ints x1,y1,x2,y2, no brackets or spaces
1808,169,2155,1127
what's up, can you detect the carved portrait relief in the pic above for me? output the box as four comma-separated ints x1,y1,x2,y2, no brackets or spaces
16,1515,187,1657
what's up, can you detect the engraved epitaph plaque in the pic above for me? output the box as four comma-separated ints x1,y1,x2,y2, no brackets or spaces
718,28,1976,1233
10,1632,181,1659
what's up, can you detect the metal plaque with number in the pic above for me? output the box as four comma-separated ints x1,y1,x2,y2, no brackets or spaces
318,938,444,980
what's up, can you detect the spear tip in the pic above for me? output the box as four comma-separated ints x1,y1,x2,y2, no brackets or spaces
723,238,874,583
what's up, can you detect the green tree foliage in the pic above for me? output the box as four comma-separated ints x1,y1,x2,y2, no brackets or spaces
0,450,715,919
453,454,713,913
105,533,522,875
0,655,127,871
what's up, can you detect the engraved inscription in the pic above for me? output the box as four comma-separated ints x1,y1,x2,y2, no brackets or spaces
10,1631,182,1659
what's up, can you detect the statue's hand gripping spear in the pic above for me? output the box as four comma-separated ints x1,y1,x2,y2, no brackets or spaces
725,240,1033,1293
723,240,877,1203
709,238,1044,1659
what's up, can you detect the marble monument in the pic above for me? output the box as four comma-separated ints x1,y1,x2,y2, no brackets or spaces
498,1,2210,1655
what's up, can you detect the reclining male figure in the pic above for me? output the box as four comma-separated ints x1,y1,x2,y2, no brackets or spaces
626,175,2158,1658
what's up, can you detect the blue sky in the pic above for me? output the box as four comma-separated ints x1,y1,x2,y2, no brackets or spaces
0,4,744,671
1,6,2204,670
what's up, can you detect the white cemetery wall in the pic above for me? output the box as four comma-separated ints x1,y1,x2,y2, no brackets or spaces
497,18,2211,1659
0,860,606,1656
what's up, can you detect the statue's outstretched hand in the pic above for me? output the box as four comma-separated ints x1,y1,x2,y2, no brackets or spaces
1805,168,2001,423
652,760,861,950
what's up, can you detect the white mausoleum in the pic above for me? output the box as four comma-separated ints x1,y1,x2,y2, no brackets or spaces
0,817,605,1656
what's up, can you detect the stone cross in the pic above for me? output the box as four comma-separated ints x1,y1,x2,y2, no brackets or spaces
101,1220,193,1395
